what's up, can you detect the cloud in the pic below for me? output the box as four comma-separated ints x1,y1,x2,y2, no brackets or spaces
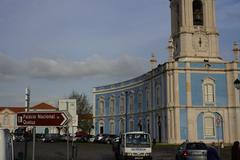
0,53,24,81
0,53,147,81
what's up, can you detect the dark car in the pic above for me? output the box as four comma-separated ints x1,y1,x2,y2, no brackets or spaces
101,134,118,144
14,135,25,142
42,134,62,143
94,134,108,143
76,134,95,142
112,137,120,158
175,142,208,160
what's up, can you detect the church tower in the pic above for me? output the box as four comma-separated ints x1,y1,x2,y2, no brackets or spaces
170,0,222,62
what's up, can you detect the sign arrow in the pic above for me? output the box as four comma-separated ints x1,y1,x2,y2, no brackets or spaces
17,111,70,126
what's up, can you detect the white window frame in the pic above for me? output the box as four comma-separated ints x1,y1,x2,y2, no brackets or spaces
202,77,216,106
203,113,216,138
156,84,161,106
129,94,134,113
129,119,134,132
109,120,115,134
109,97,115,115
120,96,125,114
3,112,9,126
146,88,150,110
138,93,143,113
119,118,125,133
99,97,105,116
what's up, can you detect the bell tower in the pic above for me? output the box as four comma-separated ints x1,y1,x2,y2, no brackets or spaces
169,0,222,62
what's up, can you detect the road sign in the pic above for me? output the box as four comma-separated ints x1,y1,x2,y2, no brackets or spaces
17,111,70,126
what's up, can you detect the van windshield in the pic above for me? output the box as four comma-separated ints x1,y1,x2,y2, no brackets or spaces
126,134,150,147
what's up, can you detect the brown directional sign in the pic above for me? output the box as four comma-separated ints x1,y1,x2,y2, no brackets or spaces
17,111,70,126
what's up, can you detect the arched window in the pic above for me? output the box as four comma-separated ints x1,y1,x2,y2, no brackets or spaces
138,93,143,113
156,84,161,106
193,0,203,25
99,98,105,116
109,120,115,134
129,119,134,132
119,118,125,133
204,116,215,137
120,96,125,114
3,112,9,126
129,94,134,113
109,97,115,115
146,88,151,110
202,77,216,106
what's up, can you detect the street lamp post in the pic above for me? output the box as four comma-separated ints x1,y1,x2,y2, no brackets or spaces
234,78,240,90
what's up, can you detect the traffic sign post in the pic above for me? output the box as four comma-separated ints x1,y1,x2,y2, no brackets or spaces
17,111,70,126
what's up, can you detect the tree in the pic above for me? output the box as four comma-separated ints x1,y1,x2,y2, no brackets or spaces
68,91,93,133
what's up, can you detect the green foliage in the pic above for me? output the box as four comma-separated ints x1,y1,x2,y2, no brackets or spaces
68,91,93,133
69,91,92,115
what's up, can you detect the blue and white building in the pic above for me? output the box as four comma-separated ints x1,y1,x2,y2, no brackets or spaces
93,0,240,144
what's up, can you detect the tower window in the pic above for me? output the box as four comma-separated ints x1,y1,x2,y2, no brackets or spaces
193,0,203,26
202,77,216,106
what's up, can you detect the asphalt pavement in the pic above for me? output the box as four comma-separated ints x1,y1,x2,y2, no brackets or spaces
14,142,231,160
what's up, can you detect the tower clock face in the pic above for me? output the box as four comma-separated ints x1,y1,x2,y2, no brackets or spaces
193,34,209,51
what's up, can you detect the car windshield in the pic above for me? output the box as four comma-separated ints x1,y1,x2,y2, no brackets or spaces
126,134,150,147
186,143,207,150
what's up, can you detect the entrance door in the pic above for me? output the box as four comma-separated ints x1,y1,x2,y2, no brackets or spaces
158,116,161,143
100,126,104,134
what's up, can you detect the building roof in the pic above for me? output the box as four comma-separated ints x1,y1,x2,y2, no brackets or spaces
31,102,56,110
0,107,25,113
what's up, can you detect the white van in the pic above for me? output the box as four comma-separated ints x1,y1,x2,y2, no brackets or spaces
0,128,14,160
119,131,152,160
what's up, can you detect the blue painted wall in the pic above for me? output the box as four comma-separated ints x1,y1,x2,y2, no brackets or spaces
197,112,223,140
180,108,188,140
191,73,228,106
179,73,187,105
197,113,204,139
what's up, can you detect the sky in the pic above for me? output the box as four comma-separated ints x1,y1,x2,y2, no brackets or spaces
0,0,240,107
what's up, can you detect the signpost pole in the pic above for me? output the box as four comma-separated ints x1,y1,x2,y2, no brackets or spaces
24,88,30,160
67,125,70,160
32,127,36,160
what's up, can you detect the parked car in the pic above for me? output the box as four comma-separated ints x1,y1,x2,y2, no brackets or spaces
112,137,120,157
14,135,24,142
42,134,62,143
175,142,208,160
94,134,108,143
61,134,77,142
14,128,25,142
76,134,95,142
88,135,95,142
101,134,118,144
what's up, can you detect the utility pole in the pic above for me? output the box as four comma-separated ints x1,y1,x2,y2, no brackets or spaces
24,88,30,160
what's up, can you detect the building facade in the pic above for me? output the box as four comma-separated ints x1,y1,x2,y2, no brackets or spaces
0,102,58,134
59,99,78,135
93,0,240,144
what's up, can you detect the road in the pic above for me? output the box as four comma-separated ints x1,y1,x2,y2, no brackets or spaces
14,142,176,160
14,142,230,160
